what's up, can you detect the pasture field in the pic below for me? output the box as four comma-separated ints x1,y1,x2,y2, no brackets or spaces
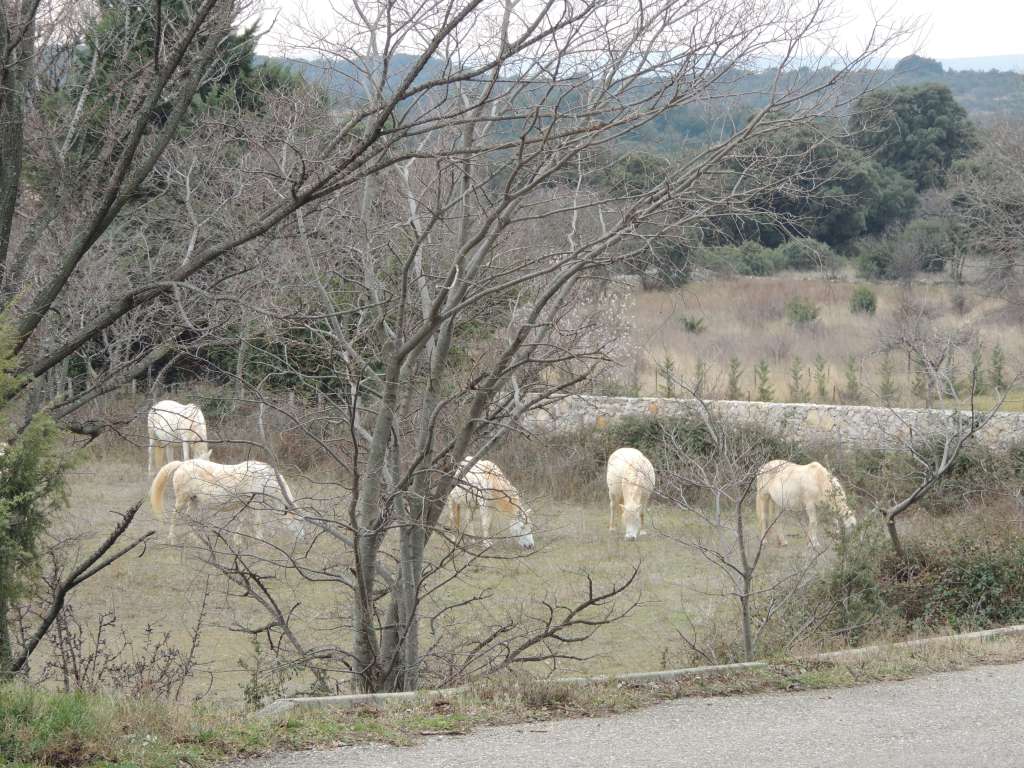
50,452,847,705
35,269,1024,706
628,274,1024,408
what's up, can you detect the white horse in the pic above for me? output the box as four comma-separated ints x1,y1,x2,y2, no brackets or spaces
149,458,301,544
147,400,210,475
607,447,656,541
755,459,857,549
446,457,535,549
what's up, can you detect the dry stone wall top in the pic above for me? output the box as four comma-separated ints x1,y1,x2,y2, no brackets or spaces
524,395,1024,450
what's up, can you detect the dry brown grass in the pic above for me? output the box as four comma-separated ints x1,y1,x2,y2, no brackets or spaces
51,444,1009,706
45,452,845,704
629,274,1024,407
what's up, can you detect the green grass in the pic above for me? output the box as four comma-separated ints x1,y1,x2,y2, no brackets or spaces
6,634,1024,767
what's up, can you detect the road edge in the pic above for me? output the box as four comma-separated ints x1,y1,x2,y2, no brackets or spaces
258,622,1024,717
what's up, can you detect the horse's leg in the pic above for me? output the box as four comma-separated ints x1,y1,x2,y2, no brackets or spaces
148,437,155,475
182,439,190,462
479,504,493,548
755,490,768,542
608,489,620,531
168,495,182,545
450,499,461,532
152,441,165,475
772,499,788,546
806,502,821,549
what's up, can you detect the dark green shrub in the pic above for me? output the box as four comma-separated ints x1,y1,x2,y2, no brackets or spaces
699,242,787,277
878,538,1024,631
736,241,787,276
779,238,839,272
854,236,892,279
899,218,956,274
602,414,799,470
809,517,896,645
849,285,877,315
784,296,820,326
679,315,705,333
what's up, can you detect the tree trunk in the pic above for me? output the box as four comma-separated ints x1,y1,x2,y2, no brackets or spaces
0,1,34,292
379,517,424,692
351,358,402,693
734,495,755,662
886,514,905,560
739,586,754,663
0,593,12,675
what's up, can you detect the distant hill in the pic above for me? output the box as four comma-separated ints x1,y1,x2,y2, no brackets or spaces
940,54,1024,72
254,53,445,97
256,52,1024,145
888,55,1024,121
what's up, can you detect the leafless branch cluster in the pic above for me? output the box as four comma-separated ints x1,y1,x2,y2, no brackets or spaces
2,0,916,692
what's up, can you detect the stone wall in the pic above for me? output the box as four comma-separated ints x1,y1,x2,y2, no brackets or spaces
524,395,1024,450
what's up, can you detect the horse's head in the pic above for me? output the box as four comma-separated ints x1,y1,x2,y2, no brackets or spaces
509,506,535,550
622,504,643,541
829,478,857,531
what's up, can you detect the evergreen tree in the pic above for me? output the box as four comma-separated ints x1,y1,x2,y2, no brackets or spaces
879,353,899,406
727,357,744,400
850,84,979,190
755,359,774,402
814,354,829,400
991,343,1007,393
844,357,861,403
788,356,809,402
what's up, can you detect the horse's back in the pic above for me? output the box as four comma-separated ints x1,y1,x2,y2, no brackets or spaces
465,460,515,499
607,447,655,491
180,459,289,505
148,399,204,437
760,459,839,506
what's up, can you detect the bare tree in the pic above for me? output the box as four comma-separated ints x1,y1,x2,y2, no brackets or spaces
2,0,913,691
651,394,837,662
872,305,1016,557
952,121,1024,320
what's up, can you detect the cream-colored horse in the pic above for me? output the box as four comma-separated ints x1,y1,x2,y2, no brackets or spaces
446,457,535,549
607,447,656,541
147,400,210,475
755,459,856,549
149,458,301,544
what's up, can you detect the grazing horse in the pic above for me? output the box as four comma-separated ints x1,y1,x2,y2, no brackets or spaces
147,400,210,475
149,458,301,544
607,447,656,541
446,457,535,549
755,460,857,549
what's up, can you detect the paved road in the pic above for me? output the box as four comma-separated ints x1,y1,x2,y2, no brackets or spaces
245,663,1024,767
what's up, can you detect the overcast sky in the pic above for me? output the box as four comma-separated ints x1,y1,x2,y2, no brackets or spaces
257,0,1020,62
843,0,1022,60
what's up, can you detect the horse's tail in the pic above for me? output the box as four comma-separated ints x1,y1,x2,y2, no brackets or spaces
278,475,296,508
150,461,182,521
189,406,210,458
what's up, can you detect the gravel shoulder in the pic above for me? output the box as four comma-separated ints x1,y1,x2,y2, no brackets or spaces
238,661,1024,768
